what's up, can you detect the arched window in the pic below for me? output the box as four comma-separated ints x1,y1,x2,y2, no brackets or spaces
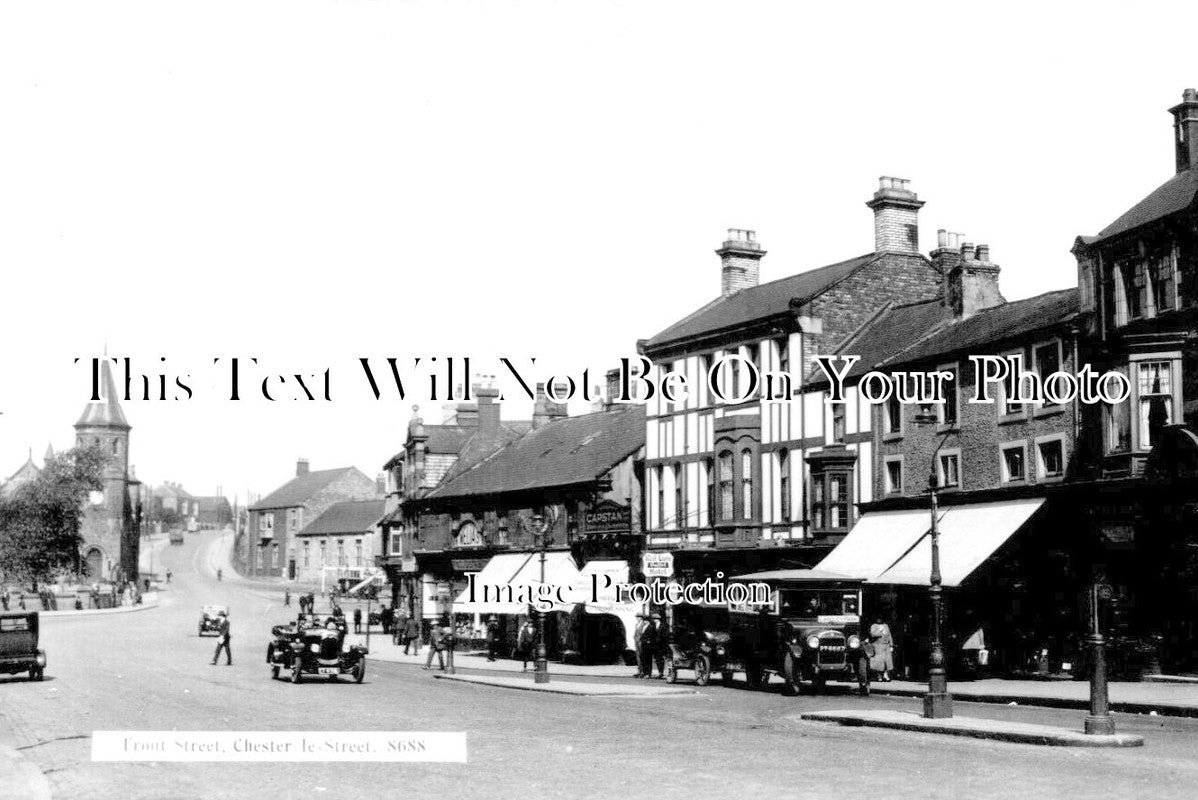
778,449,790,521
741,449,753,519
673,463,684,528
457,521,483,548
718,451,734,521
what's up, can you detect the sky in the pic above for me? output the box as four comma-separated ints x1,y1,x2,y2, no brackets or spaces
1,0,1195,502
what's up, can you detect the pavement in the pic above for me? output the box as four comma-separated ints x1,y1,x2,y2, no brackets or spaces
432,673,699,697
799,709,1145,748
0,742,52,800
3,529,1197,799
869,677,1198,717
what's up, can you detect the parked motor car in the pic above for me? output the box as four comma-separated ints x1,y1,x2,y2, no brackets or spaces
169,530,185,545
266,617,367,684
0,612,46,681
665,627,733,686
723,569,870,695
198,605,228,637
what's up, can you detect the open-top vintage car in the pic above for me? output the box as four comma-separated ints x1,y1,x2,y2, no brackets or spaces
665,605,733,686
0,612,46,681
724,569,869,695
198,605,227,637
266,617,367,683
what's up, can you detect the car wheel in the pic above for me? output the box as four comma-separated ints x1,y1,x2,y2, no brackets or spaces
694,655,711,687
354,657,366,684
291,663,302,684
782,652,801,696
721,671,734,685
270,665,280,680
745,663,766,690
30,667,43,682
665,660,678,684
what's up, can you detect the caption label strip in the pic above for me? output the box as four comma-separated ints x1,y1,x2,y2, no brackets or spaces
92,731,467,762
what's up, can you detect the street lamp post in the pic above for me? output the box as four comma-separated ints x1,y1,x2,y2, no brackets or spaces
1085,581,1115,735
914,404,954,719
530,513,551,684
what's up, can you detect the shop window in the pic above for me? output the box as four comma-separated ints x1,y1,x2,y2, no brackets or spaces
937,451,961,489
1137,360,1174,449
740,449,753,519
718,450,734,522
778,449,791,521
884,457,903,495
1000,443,1027,483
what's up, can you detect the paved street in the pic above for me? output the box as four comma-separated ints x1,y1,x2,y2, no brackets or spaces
2,531,1197,800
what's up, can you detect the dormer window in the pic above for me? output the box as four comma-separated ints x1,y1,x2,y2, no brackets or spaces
456,521,483,548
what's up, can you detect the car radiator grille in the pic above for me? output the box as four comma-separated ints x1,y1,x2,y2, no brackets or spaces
817,632,846,666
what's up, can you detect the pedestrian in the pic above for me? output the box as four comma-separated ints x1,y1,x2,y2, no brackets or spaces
210,610,232,666
74,597,83,611
1,589,8,611
649,613,666,678
633,614,651,678
381,605,394,636
216,568,222,582
166,570,172,584
353,607,362,634
423,623,446,671
284,589,290,607
404,615,421,655
144,578,150,592
516,619,536,672
486,615,501,662
869,617,894,682
18,596,26,610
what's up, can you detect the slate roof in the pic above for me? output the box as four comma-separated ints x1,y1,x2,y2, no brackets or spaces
1094,169,1198,243
643,252,893,350
804,298,947,389
425,405,646,500
382,421,532,470
297,499,386,536
878,289,1080,369
75,359,130,429
250,467,362,510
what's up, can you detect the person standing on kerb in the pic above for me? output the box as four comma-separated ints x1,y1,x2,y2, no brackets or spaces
210,610,232,666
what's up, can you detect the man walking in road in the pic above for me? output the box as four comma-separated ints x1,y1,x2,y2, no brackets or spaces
210,610,232,666
353,606,362,634
423,624,446,671
284,589,290,607
403,615,421,655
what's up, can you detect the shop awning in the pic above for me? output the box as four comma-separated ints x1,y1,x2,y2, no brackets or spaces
452,552,581,615
815,508,940,580
869,498,1046,587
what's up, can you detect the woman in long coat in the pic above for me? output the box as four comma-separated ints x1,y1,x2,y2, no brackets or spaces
869,617,895,681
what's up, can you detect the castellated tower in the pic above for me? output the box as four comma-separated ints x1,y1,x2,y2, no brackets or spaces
74,359,137,582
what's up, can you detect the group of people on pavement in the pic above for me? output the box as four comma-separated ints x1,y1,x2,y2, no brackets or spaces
633,612,668,679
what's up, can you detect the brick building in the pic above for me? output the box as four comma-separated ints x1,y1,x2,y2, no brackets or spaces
243,460,381,579
293,499,386,588
635,177,944,584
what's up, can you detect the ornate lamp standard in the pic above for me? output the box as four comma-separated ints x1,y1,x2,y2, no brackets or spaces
528,512,552,684
914,403,954,719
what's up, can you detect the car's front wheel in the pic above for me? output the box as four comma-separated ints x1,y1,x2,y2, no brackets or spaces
664,660,678,684
270,665,280,680
29,667,43,682
353,657,366,684
694,655,711,686
291,662,302,684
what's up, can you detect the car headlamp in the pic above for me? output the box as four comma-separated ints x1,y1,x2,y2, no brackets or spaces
716,646,725,656
848,635,861,649
806,635,821,649
36,653,46,667
309,643,319,653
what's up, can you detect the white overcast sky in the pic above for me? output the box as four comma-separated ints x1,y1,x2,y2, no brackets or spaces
0,1,1194,501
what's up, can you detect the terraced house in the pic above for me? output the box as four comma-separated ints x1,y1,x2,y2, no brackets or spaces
636,178,944,583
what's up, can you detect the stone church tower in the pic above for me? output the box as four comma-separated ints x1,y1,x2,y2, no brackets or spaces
74,360,138,582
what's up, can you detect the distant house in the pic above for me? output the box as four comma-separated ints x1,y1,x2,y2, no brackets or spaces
153,482,199,524
0,448,44,497
244,460,381,580
294,499,386,589
195,496,233,528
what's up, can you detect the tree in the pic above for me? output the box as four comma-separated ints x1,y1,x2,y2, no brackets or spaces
0,444,105,587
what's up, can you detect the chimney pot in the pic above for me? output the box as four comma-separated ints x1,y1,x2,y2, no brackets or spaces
1170,88,1198,172
296,458,310,476
960,242,976,261
716,228,766,297
866,176,924,254
976,244,990,262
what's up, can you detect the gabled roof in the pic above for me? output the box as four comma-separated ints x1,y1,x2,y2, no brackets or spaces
382,420,532,470
297,499,386,536
2,450,41,494
878,289,1080,369
805,298,947,389
642,253,885,350
425,405,645,500
1094,169,1198,243
75,360,130,430
250,467,363,511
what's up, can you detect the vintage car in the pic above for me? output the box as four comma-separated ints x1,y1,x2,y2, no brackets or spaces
724,569,869,695
665,627,733,686
169,530,185,545
266,617,367,683
198,605,228,637
0,612,46,681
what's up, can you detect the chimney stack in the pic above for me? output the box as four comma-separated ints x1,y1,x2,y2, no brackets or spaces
866,177,924,254
1170,88,1198,173
296,458,310,476
533,383,569,428
474,376,501,433
717,229,766,297
947,242,1004,319
931,230,965,304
